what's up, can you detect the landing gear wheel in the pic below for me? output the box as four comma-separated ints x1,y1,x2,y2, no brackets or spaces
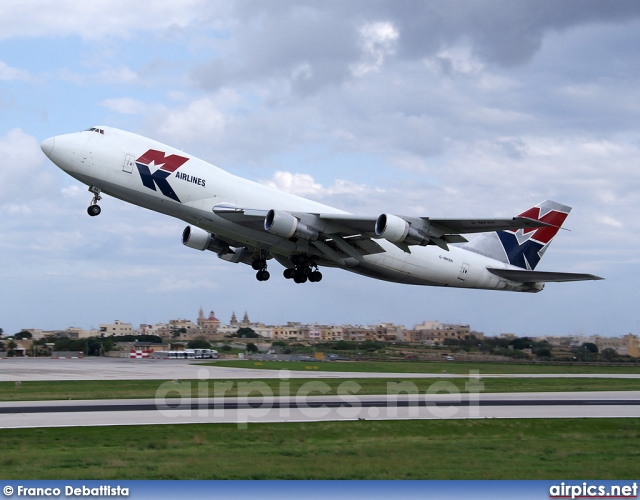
251,252,270,281
87,205,101,217
256,270,270,281
309,271,323,282
252,258,267,271
87,186,102,217
287,254,322,283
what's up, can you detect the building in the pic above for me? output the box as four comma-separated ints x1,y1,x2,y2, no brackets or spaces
321,325,344,342
272,322,303,341
158,319,200,340
595,334,640,357
198,308,221,338
411,321,484,344
138,324,165,337
99,320,135,337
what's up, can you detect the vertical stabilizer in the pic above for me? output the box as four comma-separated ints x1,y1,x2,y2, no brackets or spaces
460,200,571,270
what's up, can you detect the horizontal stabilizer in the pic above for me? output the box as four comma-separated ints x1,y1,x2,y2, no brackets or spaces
487,268,604,283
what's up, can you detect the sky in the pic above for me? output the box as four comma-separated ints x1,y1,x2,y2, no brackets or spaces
1,0,639,338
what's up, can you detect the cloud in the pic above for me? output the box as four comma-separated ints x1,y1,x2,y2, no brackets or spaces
0,60,30,81
261,171,381,199
101,97,149,115
153,97,227,144
596,215,624,229
189,0,640,99
0,129,52,202
0,0,209,40
262,171,322,196
350,21,399,77
3,0,640,337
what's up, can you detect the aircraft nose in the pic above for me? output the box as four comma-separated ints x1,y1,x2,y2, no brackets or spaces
41,136,55,157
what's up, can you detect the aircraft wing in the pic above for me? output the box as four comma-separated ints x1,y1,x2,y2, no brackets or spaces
212,205,556,258
213,205,550,235
487,268,604,283
316,214,551,236
212,205,378,237
211,205,385,264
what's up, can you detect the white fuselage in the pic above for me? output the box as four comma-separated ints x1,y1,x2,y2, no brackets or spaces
42,127,539,292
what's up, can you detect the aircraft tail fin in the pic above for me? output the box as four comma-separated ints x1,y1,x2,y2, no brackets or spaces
460,200,571,270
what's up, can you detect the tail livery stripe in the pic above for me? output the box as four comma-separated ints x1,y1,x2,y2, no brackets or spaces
497,200,571,270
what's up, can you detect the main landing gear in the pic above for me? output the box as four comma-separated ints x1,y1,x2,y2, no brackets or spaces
251,257,270,281
283,255,322,284
87,186,102,217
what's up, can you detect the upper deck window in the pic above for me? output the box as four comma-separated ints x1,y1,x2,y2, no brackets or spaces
85,127,105,135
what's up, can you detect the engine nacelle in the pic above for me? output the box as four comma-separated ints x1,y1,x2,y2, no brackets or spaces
375,214,430,246
375,213,409,242
182,226,229,254
264,209,318,241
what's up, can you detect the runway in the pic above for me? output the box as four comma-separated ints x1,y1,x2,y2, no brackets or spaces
2,356,640,381
1,392,639,428
2,358,640,428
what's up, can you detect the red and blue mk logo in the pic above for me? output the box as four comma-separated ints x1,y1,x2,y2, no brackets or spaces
136,149,189,203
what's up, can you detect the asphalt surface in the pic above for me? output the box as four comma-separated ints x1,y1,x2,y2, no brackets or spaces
1,358,639,428
2,356,640,381
1,392,639,428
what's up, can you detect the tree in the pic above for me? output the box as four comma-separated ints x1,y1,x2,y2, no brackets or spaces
600,348,619,361
532,346,552,358
188,338,211,349
509,337,535,350
333,340,351,351
236,328,260,339
583,342,598,354
171,327,187,338
15,331,32,340
102,337,115,353
7,340,18,357
246,342,259,354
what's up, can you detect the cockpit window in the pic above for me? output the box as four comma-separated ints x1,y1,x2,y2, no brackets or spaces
84,127,105,135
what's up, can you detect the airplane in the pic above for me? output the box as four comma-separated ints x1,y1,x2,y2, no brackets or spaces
40,126,602,292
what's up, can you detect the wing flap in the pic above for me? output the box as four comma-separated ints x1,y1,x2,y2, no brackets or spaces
317,213,377,235
487,268,604,283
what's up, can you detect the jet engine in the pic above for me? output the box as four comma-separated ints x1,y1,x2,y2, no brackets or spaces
264,209,318,241
182,226,230,254
375,214,431,246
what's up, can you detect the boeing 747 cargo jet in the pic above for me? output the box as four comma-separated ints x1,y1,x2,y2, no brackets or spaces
41,126,602,291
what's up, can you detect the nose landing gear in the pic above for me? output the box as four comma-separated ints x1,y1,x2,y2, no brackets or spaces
87,186,102,217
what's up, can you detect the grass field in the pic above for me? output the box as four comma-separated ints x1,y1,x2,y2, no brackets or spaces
0,376,638,401
1,418,639,479
205,359,640,374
